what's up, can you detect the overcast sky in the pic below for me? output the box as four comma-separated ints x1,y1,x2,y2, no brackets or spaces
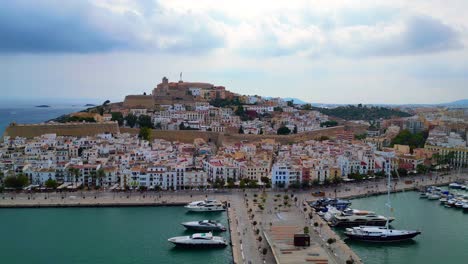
1,0,467,104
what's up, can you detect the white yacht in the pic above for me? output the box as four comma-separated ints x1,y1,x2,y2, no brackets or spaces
185,202,226,212
168,232,228,248
427,193,441,200
182,220,226,232
187,199,219,206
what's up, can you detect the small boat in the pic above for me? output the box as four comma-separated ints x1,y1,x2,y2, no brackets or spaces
447,199,457,206
419,192,428,198
182,220,226,232
439,198,448,204
461,185,467,190
168,232,228,248
463,203,468,212
344,226,421,242
449,183,463,189
455,201,465,208
427,193,441,200
185,202,226,212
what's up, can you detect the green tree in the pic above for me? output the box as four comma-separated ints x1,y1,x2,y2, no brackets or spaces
139,127,152,141
111,112,124,126
96,168,105,187
45,178,58,189
103,100,110,106
273,107,283,112
287,100,294,107
320,121,338,127
4,174,29,189
125,114,138,128
416,164,428,174
238,126,244,134
293,125,298,134
277,126,291,135
302,104,312,110
138,115,153,128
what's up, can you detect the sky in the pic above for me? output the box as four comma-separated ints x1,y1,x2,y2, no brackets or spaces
0,0,467,104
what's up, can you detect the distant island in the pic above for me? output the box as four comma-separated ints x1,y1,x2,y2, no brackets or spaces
35,105,51,108
84,104,96,107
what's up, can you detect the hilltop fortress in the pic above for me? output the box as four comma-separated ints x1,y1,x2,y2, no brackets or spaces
124,77,234,108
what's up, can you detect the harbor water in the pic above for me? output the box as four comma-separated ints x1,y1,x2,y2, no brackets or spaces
337,190,468,264
0,206,232,264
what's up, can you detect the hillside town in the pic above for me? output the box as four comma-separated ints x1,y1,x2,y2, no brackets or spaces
1,78,467,191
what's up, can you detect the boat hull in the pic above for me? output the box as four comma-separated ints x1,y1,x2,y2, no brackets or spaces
170,242,227,248
186,207,226,212
182,224,226,232
344,231,421,242
332,219,393,228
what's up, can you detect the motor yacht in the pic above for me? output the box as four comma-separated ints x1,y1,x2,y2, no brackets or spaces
427,193,441,200
181,220,226,232
168,232,228,248
330,209,394,227
187,199,219,206
185,202,226,212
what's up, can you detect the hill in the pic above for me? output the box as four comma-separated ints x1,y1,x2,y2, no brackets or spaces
312,105,412,121
442,99,468,107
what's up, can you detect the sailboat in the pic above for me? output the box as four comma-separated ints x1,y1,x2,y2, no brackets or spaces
344,168,421,242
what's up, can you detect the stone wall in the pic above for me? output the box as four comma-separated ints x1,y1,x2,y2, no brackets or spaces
4,122,120,138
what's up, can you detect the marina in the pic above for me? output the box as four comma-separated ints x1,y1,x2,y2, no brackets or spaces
337,190,468,264
0,206,233,264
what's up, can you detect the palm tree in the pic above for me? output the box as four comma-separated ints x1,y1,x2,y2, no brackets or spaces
90,171,97,189
96,168,105,188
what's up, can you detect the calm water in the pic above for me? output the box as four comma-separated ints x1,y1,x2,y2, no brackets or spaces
0,206,232,264
338,191,468,264
0,105,86,135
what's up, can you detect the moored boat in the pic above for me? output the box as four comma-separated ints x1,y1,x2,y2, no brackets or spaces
181,220,226,232
344,226,421,242
168,232,228,248
185,202,226,212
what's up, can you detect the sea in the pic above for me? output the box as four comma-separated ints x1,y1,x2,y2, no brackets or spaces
0,206,232,264
0,100,90,136
337,190,468,264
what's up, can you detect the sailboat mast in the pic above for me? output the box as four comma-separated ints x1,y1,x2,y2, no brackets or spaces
385,162,392,230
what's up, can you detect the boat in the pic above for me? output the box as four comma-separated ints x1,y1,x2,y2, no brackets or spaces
330,212,394,227
427,193,441,200
168,232,228,248
187,199,219,206
310,198,352,212
185,202,226,212
454,201,466,209
419,192,428,198
463,203,468,212
449,183,463,189
343,170,421,242
344,226,421,242
439,197,448,204
181,220,226,232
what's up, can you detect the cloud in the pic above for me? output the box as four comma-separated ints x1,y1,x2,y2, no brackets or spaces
0,0,224,54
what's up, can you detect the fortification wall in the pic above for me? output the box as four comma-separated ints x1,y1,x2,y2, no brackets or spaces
4,122,120,138
120,128,221,144
123,95,155,109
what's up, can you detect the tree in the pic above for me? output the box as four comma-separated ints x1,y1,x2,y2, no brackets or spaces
355,133,367,140
45,178,58,189
103,100,110,106
293,125,298,134
96,168,105,187
317,136,329,141
155,122,162,130
125,114,138,128
227,177,235,188
287,100,294,107
391,130,429,151
320,121,338,127
273,106,283,112
138,115,153,128
139,127,152,141
302,104,312,110
238,126,244,134
4,174,29,189
111,112,124,126
301,179,310,189
259,128,264,135
277,126,291,135
416,164,428,174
